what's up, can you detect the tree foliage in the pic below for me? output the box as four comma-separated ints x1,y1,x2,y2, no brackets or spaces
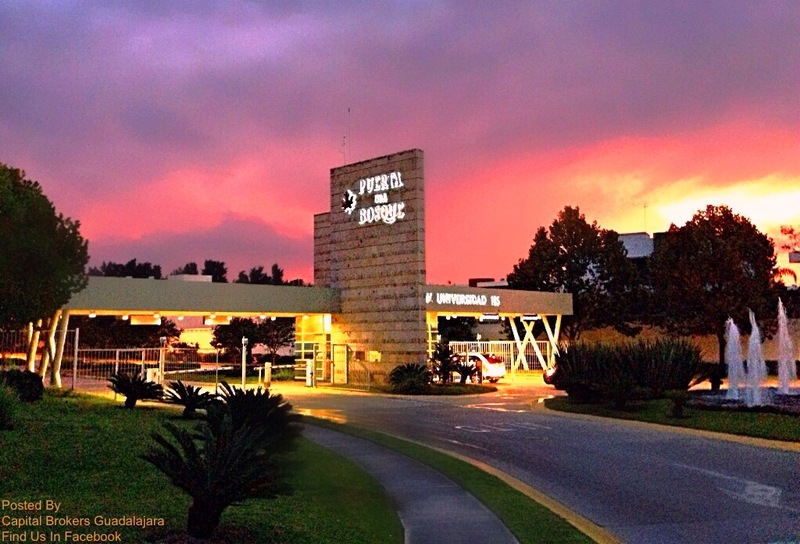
88,258,162,279
170,262,198,276
0,163,88,327
202,260,227,283
212,317,295,363
71,316,181,348
437,316,477,342
235,263,304,286
507,206,639,341
650,205,781,380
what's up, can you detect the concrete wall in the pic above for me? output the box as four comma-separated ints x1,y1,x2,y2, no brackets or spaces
316,149,427,376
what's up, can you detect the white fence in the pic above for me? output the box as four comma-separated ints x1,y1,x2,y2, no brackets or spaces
448,340,551,377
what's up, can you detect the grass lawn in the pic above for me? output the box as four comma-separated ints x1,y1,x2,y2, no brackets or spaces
545,396,800,442
304,416,595,544
0,390,402,543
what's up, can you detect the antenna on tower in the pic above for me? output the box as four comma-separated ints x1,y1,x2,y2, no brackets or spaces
341,136,347,164
347,107,352,162
643,203,648,233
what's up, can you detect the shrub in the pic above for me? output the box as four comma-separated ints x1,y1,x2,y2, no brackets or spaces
389,363,431,393
454,361,478,385
142,414,277,539
164,381,217,419
1,369,44,402
597,345,638,409
551,342,605,401
628,338,703,397
271,368,295,381
108,373,163,409
431,342,457,385
0,385,18,430
211,382,298,450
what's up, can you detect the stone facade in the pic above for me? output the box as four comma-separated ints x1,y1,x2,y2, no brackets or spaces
314,149,427,373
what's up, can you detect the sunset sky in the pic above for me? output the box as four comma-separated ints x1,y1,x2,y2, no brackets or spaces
2,1,798,285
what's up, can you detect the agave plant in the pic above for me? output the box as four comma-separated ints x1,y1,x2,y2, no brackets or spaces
388,362,431,393
108,373,163,409
141,414,276,539
454,361,478,385
211,382,298,450
164,381,217,419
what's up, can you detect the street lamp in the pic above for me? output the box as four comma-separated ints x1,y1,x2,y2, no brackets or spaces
214,342,222,394
241,337,248,389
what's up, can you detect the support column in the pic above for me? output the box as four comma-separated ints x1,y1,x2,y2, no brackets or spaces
38,312,60,379
26,319,42,372
51,310,70,388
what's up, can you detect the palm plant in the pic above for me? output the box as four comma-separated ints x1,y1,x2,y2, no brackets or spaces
431,342,456,385
108,373,163,409
212,382,298,450
454,361,478,385
141,414,276,539
164,381,217,419
388,363,431,393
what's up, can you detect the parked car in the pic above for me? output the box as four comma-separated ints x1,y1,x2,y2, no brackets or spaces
468,352,507,383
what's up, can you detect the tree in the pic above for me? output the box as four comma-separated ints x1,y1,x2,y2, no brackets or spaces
170,262,198,276
88,258,162,279
650,205,781,389
0,163,88,327
234,263,303,285
260,318,295,364
71,316,181,348
212,317,295,365
202,260,227,283
507,206,640,341
438,317,477,342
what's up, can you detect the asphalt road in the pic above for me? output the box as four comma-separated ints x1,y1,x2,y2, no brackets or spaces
280,384,800,544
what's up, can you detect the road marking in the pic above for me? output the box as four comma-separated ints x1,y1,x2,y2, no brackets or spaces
437,437,489,451
674,463,800,512
455,422,551,433
464,402,528,413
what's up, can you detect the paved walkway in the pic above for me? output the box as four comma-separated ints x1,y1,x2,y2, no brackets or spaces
302,424,519,544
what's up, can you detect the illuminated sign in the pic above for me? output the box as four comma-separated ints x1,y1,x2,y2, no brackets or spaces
425,292,501,308
342,171,406,225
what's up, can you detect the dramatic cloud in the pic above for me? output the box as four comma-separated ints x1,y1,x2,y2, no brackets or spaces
1,0,798,284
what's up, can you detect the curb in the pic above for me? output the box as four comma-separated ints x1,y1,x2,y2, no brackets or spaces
382,431,624,544
537,402,800,453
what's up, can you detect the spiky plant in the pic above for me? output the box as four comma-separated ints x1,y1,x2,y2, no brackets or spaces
388,363,431,393
431,342,456,384
108,373,163,409
211,382,298,450
164,381,217,419
141,414,276,539
454,361,478,385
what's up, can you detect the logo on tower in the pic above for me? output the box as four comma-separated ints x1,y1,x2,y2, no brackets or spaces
342,171,406,225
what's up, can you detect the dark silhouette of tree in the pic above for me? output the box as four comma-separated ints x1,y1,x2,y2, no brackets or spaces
234,263,304,285
71,316,180,348
89,258,162,279
650,205,782,390
202,260,227,283
507,206,640,341
438,317,477,342
171,262,198,275
0,163,88,327
213,317,295,365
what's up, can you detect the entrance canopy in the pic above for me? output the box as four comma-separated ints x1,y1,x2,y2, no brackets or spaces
64,277,341,318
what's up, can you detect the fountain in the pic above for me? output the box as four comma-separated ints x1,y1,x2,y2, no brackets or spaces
744,310,768,407
777,298,797,395
724,318,744,400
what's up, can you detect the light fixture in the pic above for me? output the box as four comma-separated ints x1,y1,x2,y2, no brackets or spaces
177,316,184,321
270,316,277,321
521,314,541,321
121,315,129,321
88,312,97,318
259,314,266,320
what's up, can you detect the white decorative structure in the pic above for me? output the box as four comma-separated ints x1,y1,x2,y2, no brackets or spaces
777,298,797,395
725,318,744,400
745,310,768,407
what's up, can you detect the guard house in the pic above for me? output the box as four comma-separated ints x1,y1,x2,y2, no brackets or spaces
44,149,571,385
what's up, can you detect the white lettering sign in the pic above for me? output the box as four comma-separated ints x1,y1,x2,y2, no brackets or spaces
425,292,502,307
342,170,406,226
